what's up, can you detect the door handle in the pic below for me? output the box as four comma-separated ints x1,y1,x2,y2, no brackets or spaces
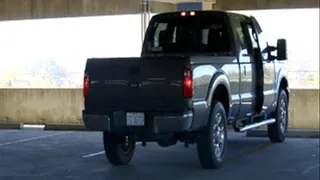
243,66,246,76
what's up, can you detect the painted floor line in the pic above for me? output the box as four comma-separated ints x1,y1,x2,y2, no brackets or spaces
83,151,105,158
0,132,71,147
23,124,45,128
302,163,320,174
83,142,142,158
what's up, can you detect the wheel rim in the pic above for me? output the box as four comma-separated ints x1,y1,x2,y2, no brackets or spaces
120,136,132,154
212,113,225,158
279,97,287,133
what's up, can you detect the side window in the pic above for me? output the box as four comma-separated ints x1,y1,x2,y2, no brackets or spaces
257,31,269,60
245,24,270,61
153,23,168,48
240,22,260,63
237,27,246,50
230,15,250,63
247,26,258,49
230,15,267,62
172,27,177,43
201,29,209,45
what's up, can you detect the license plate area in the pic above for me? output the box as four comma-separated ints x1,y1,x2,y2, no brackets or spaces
126,112,145,126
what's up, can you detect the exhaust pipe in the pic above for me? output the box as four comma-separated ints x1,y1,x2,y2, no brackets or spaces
240,118,276,132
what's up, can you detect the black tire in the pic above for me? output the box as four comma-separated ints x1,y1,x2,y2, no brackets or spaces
103,132,136,166
268,89,288,143
197,101,228,169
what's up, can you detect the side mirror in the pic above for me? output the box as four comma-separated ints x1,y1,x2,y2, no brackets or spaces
276,39,287,60
262,45,277,61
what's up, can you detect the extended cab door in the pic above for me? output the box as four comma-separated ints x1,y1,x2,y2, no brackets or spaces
250,17,276,112
229,14,256,118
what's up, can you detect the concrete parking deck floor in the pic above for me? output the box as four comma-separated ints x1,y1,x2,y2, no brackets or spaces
0,129,319,180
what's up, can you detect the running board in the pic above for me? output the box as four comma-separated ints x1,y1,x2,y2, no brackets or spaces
239,118,276,132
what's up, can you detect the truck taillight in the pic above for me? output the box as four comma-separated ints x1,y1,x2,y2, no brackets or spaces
83,76,89,97
183,68,193,98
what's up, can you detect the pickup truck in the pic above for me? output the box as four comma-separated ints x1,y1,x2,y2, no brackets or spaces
82,11,289,169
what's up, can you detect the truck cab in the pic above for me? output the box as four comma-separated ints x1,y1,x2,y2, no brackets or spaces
82,11,289,170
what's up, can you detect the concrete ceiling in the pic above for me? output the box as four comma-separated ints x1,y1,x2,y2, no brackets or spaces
150,0,213,4
150,0,319,11
0,0,318,21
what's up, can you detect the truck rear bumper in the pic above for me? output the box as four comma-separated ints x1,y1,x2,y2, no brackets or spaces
82,110,193,134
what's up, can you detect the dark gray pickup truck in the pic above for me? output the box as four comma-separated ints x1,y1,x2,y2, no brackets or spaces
82,11,289,169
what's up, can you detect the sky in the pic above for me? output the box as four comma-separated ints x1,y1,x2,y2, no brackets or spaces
0,14,142,72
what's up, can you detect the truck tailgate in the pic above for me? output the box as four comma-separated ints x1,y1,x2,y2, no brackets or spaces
84,56,190,112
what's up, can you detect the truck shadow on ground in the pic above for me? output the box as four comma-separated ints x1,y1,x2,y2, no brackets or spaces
96,135,272,180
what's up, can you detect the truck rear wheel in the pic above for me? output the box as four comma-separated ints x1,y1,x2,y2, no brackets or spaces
103,132,136,166
268,89,288,143
197,101,228,169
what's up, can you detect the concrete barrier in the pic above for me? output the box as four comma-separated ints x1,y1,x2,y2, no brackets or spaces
44,124,88,131
0,88,319,130
287,89,319,130
0,89,83,124
0,122,24,129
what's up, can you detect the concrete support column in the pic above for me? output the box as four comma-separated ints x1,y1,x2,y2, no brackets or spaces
141,0,151,43
176,1,214,11
141,0,175,42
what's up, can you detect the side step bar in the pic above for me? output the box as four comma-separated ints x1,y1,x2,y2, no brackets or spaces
240,118,276,132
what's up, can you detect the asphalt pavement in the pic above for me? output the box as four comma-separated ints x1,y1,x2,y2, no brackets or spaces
0,129,319,180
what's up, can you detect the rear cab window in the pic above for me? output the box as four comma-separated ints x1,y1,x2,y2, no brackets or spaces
143,12,234,56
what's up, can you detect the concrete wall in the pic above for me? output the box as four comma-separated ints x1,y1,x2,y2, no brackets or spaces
0,0,175,21
0,89,319,129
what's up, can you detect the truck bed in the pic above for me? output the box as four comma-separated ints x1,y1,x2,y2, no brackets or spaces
84,56,191,113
